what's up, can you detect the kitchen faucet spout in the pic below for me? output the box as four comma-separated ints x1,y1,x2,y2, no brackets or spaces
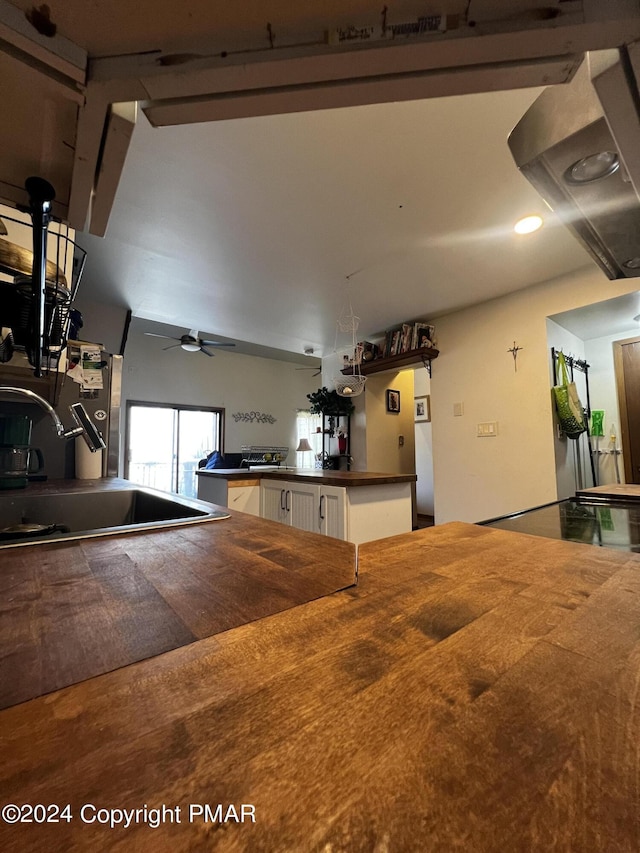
0,387,106,452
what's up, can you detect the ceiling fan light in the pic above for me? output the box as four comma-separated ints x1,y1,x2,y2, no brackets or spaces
181,342,200,352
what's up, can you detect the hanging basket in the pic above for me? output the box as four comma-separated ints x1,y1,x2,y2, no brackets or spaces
334,374,366,397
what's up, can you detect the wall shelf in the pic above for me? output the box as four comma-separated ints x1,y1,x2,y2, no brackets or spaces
341,346,439,376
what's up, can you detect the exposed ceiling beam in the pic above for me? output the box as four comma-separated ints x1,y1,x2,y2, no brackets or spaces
88,102,137,236
142,56,581,126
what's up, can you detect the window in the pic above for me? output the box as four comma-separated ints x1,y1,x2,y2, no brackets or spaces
296,410,321,468
126,402,223,498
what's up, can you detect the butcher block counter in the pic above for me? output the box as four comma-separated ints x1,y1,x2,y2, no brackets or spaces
196,467,417,486
2,520,640,851
0,478,355,709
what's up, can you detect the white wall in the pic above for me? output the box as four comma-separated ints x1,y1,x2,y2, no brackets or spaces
121,318,319,472
430,265,638,524
414,366,433,515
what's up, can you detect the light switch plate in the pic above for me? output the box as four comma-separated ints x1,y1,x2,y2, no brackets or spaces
453,402,464,417
477,421,498,437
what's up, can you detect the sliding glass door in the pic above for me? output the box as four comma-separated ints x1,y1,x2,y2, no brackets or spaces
126,402,223,498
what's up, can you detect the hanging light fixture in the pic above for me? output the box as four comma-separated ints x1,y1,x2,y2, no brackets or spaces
332,284,366,398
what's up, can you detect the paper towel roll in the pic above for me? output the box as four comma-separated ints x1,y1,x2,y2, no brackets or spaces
75,439,103,479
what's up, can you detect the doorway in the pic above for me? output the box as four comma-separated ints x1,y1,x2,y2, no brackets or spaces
613,335,640,485
125,402,224,498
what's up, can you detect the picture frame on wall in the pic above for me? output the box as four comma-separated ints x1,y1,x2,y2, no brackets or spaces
386,389,401,413
414,395,431,423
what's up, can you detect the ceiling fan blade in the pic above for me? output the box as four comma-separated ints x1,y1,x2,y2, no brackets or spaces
199,340,236,347
200,347,216,357
145,333,179,341
162,343,182,351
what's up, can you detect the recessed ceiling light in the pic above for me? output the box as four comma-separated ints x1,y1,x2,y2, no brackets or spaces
514,215,543,234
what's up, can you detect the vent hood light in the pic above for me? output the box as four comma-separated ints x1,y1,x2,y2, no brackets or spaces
564,151,620,184
514,215,543,234
508,50,640,281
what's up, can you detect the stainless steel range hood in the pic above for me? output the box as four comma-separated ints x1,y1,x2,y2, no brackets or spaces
508,48,640,279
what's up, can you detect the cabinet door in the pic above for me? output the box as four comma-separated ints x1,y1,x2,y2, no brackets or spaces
261,481,289,524
319,485,347,540
288,482,320,533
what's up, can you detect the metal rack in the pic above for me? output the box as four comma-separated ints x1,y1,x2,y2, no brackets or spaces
551,347,596,488
0,210,86,375
241,446,289,467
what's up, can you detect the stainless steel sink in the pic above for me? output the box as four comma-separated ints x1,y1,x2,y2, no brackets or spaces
0,486,230,548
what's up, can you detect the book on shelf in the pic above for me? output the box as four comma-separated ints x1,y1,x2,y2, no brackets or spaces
412,322,436,350
399,323,413,353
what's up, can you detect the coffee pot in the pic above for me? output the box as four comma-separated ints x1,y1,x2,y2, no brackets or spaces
0,414,44,489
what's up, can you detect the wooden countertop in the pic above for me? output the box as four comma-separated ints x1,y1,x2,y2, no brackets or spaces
0,480,355,710
577,482,640,501
196,467,417,486
2,521,640,850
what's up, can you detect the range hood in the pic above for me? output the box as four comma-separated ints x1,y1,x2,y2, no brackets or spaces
508,48,640,280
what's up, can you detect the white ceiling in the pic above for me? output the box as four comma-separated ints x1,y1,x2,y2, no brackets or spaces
550,291,640,341
75,84,596,358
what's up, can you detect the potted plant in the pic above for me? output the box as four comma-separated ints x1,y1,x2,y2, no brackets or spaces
306,387,355,416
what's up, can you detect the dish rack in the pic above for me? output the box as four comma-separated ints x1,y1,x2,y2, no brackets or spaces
241,446,289,467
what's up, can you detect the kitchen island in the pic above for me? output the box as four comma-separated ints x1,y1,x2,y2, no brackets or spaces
2,519,640,851
197,467,416,543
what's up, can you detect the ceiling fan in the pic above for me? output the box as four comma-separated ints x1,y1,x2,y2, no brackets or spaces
295,347,321,376
145,329,236,357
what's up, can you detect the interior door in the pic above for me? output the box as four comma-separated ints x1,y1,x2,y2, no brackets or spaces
614,335,640,484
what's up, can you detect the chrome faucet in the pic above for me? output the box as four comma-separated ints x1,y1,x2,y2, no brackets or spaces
0,387,106,452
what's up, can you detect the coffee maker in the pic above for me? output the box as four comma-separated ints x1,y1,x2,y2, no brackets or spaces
0,414,44,489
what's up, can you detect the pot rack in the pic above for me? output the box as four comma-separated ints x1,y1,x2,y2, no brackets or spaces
0,178,86,378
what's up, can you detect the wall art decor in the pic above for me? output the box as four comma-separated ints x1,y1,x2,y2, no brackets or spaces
386,389,400,413
414,395,431,423
232,412,277,424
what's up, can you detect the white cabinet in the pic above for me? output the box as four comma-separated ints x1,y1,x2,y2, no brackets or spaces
288,481,320,533
261,479,321,533
260,477,412,545
319,485,346,540
260,480,288,523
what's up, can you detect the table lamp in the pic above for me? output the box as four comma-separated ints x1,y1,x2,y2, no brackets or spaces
296,437,313,468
